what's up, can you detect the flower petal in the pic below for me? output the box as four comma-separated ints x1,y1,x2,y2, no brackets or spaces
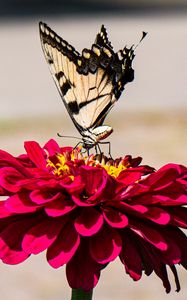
79,166,109,201
72,167,115,206
60,175,85,195
120,232,142,280
90,225,122,264
44,139,61,156
5,193,39,213
24,141,46,169
0,149,30,177
66,239,101,291
0,167,24,192
144,207,170,225
22,217,66,254
103,207,128,228
0,215,43,264
47,222,80,268
130,221,168,251
30,190,61,204
0,201,13,217
117,169,145,185
45,197,76,217
143,164,180,190
75,207,103,236
168,207,187,228
160,234,181,265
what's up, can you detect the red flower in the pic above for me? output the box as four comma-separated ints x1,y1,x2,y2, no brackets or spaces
0,139,186,293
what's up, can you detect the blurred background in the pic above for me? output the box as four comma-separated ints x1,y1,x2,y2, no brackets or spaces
0,0,187,299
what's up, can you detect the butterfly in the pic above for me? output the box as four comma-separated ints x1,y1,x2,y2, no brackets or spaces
39,22,145,153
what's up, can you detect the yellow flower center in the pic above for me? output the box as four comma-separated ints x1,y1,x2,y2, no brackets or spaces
46,149,129,179
47,154,70,176
103,164,127,177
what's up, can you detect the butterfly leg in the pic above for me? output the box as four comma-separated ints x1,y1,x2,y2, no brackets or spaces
95,144,102,155
84,145,90,156
94,145,98,154
99,141,112,158
74,141,82,150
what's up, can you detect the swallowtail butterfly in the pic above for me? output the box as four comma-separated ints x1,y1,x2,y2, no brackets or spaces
39,22,145,152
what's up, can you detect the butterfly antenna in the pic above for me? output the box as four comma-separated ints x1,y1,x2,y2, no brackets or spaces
133,31,148,51
57,133,82,141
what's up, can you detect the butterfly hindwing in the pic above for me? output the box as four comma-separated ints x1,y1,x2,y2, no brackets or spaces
95,24,113,50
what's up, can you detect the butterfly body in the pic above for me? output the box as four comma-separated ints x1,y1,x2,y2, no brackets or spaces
39,22,136,151
81,125,113,149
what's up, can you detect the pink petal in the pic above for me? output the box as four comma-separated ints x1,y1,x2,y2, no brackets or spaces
90,225,122,264
0,239,29,265
103,207,128,228
160,235,181,265
135,236,171,293
45,197,76,217
47,222,80,268
71,168,114,206
24,141,46,169
0,167,24,192
110,201,148,215
72,195,94,207
147,164,178,187
79,166,108,201
144,207,170,225
36,178,60,189
44,139,61,156
134,194,187,206
0,149,18,167
171,228,187,269
130,221,168,251
22,217,66,254
66,240,101,291
142,164,183,191
5,193,39,213
75,207,103,236
0,215,43,264
0,201,13,217
120,233,142,280
60,175,85,195
30,190,61,204
0,186,5,195
0,149,30,177
16,177,39,190
169,207,187,228
117,170,144,185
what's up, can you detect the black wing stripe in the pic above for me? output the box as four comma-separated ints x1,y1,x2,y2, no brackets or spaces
72,94,112,129
79,92,110,109
40,22,80,63
67,92,110,114
92,97,114,128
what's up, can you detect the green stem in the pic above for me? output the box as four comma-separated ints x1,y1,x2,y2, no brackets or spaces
71,288,93,300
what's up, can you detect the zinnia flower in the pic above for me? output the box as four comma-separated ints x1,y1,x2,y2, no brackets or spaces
0,139,187,295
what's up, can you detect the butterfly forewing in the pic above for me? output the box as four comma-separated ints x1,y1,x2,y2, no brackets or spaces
39,22,136,148
39,23,117,130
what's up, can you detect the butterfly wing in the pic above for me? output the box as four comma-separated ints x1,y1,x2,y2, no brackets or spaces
39,22,135,135
95,24,113,50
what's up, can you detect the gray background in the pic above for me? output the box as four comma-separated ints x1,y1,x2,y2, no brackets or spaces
0,1,187,299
